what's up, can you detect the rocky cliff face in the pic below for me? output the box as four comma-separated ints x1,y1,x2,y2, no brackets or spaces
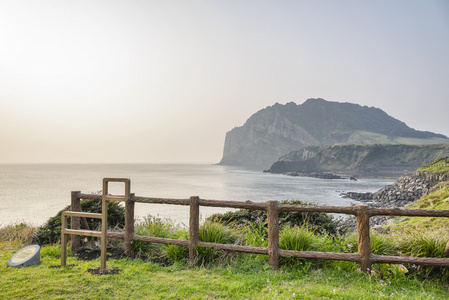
267,144,449,176
219,105,320,168
218,99,449,169
414,171,449,186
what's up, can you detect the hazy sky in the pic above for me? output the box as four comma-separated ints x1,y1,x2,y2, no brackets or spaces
1,1,448,164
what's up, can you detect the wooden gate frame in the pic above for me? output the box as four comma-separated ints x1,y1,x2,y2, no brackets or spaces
62,178,449,272
61,178,130,271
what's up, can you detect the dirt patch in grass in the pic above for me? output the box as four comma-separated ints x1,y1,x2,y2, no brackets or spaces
73,246,174,266
73,247,125,261
86,267,122,275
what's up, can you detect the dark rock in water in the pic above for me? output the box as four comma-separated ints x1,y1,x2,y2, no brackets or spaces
350,176,357,181
282,171,344,179
341,192,373,201
305,172,344,179
286,172,299,176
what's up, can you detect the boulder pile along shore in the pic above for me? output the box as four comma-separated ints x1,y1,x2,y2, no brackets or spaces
341,175,430,207
340,174,431,229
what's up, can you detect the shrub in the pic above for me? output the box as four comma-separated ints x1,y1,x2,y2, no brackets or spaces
208,199,343,237
32,199,125,245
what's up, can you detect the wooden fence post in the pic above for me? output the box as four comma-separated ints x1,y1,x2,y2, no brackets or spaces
189,196,200,264
71,191,81,251
100,180,109,271
267,200,280,270
61,214,67,267
356,204,371,272
124,193,135,256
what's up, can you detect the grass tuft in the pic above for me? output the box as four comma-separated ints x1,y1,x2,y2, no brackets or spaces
0,222,37,247
196,221,240,266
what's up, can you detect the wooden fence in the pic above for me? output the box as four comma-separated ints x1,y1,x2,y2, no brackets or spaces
422,157,449,169
64,178,449,272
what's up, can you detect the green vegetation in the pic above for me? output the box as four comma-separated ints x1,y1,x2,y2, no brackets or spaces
32,198,125,245
208,200,343,236
278,224,334,267
131,216,187,261
2,219,449,299
196,221,240,266
418,157,449,173
390,185,449,231
344,231,397,256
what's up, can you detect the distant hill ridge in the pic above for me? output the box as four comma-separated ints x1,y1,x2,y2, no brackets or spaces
218,99,449,169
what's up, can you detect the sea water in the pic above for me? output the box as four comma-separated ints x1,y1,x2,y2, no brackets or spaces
0,164,394,226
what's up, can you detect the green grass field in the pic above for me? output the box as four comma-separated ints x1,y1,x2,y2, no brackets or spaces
2,240,449,299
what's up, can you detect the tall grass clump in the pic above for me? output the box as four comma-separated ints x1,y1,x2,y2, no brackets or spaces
233,215,268,247
132,215,187,261
279,224,332,267
399,229,448,257
343,230,398,256
395,228,449,279
0,222,37,247
195,221,240,266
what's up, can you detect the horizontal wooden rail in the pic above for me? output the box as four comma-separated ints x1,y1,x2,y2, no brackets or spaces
62,211,102,219
371,254,449,267
104,196,126,202
133,196,190,206
279,249,362,262
134,235,189,247
369,207,449,217
68,181,449,273
77,193,102,200
278,204,356,214
200,199,268,210
63,229,102,238
198,241,269,255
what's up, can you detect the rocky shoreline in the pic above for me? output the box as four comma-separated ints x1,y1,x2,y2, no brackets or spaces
340,174,431,230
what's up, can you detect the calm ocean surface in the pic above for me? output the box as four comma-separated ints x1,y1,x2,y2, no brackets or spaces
0,164,395,226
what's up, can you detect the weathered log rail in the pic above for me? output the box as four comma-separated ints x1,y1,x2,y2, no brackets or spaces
421,157,449,169
65,178,449,272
